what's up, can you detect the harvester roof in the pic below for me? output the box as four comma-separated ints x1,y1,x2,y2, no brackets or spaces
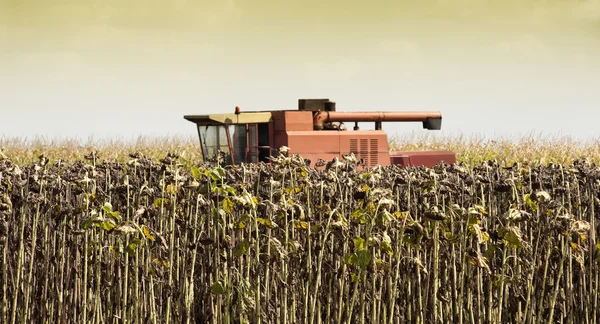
183,111,273,125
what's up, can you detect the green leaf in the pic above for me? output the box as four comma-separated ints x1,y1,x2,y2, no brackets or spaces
237,214,250,229
256,217,277,229
109,211,122,221
353,237,366,250
102,202,113,214
467,213,481,227
222,197,234,214
344,253,358,265
351,209,369,224
484,245,498,260
153,258,169,268
234,239,250,257
212,186,227,196
285,186,301,195
99,221,116,231
499,226,524,249
153,198,169,209
381,241,393,256
100,202,121,221
126,240,139,256
351,209,364,218
191,166,202,179
205,168,224,181
523,194,538,212
357,250,372,269
394,211,411,220
81,217,95,230
570,242,581,252
142,225,155,241
211,281,226,295
225,184,237,195
166,184,177,195
294,221,310,230
380,232,393,255
296,167,309,178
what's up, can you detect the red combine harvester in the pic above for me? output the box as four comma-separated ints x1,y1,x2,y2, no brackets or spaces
184,99,456,168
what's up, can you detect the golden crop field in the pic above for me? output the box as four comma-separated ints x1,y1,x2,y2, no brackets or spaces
2,133,600,167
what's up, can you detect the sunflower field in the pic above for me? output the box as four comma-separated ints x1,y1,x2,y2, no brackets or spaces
1,150,599,323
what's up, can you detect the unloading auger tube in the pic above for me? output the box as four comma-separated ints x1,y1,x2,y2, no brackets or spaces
312,111,443,131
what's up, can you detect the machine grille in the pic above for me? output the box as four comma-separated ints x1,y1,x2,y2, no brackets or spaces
349,138,378,167
360,139,369,165
370,139,378,166
360,139,368,154
349,139,364,163
350,139,359,155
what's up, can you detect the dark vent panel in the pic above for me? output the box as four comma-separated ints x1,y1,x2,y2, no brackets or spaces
349,138,379,167
370,139,378,166
350,139,359,154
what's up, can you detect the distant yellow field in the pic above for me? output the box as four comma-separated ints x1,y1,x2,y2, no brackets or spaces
388,133,600,166
2,133,599,167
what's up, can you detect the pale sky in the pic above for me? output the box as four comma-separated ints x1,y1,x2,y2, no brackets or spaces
1,0,599,142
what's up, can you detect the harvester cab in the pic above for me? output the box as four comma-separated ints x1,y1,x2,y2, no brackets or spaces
184,99,456,168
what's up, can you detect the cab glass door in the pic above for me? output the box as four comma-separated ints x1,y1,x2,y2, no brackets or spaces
197,125,232,165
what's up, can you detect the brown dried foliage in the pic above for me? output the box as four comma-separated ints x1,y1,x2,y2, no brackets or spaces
1,151,599,323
